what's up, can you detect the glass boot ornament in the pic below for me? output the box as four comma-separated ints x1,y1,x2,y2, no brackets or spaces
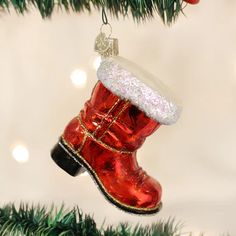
51,29,181,214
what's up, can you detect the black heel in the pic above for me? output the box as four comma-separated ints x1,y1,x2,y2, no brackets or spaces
51,142,85,177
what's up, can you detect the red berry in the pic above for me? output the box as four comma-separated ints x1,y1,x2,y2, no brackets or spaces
183,0,200,4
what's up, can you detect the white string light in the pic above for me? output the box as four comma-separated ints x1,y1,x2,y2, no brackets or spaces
70,69,87,88
12,144,29,163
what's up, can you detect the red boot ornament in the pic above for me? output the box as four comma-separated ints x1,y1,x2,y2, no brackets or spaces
51,30,181,214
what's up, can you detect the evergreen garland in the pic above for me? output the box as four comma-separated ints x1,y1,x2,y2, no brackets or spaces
0,0,185,24
0,204,181,236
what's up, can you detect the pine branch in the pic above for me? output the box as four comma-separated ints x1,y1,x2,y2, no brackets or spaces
0,203,180,236
0,0,185,24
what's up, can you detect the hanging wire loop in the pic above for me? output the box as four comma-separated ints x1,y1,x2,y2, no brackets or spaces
102,7,108,25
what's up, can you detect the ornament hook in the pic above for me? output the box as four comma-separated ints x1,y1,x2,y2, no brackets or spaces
94,5,119,58
100,23,112,38
102,7,108,25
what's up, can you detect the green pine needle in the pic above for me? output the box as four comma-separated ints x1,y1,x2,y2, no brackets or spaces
0,0,185,24
0,203,181,236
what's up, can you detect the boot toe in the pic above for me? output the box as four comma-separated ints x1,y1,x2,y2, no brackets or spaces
138,178,162,209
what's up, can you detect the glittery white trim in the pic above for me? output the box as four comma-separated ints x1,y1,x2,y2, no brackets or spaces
97,58,181,125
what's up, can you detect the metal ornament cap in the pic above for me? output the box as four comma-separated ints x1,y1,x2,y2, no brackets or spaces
94,23,119,58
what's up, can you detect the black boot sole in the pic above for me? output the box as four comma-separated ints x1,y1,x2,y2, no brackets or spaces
51,142,85,176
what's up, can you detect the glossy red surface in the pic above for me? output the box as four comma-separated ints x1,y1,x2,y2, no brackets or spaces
183,0,200,4
63,81,162,211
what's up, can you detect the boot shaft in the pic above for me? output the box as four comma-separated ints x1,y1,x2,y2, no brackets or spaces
78,81,160,152
64,57,181,153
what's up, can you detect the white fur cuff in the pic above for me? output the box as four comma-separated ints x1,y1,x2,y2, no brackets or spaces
97,58,181,125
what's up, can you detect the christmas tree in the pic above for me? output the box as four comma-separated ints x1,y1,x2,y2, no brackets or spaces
0,0,199,24
0,204,181,235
